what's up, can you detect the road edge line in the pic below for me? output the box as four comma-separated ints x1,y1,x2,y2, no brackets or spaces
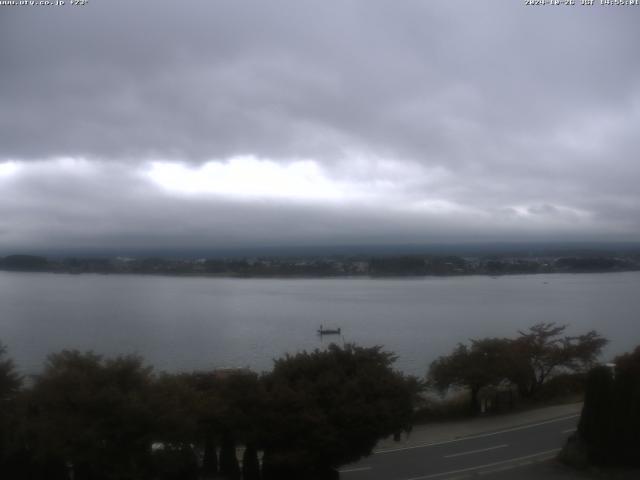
375,414,579,454
403,448,561,480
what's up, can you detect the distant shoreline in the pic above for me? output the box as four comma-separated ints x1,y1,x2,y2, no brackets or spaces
2,252,639,279
2,267,639,280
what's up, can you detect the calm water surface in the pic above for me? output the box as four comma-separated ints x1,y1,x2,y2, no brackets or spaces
1,271,639,376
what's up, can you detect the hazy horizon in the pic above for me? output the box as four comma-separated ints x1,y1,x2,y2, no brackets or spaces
3,240,640,261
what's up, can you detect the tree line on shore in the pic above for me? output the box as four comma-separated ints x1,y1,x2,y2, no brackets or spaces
1,322,635,479
0,343,419,480
1,252,639,277
429,323,640,470
428,323,608,414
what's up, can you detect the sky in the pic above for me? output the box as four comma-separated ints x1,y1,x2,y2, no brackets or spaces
1,0,639,254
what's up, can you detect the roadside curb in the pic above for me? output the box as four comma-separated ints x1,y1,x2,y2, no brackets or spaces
374,403,583,454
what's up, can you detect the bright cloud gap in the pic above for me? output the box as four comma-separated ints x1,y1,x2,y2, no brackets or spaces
146,156,359,201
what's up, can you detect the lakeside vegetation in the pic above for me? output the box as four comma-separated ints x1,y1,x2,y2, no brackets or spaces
2,321,630,478
560,345,640,470
427,323,607,415
0,343,419,480
1,251,640,278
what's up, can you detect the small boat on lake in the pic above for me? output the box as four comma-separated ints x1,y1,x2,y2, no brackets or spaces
317,325,341,335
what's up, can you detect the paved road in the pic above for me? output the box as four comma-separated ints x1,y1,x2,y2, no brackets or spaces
339,414,579,480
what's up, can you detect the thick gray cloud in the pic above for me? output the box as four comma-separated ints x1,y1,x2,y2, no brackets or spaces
0,158,635,252
1,0,639,250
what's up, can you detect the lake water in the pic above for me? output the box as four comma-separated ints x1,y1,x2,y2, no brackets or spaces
1,271,639,376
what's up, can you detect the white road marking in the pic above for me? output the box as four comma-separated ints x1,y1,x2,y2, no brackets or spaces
443,444,508,458
562,428,576,434
403,448,561,480
376,414,579,454
477,463,518,475
338,466,372,473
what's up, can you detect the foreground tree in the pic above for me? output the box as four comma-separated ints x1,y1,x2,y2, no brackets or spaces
176,369,266,480
242,443,261,480
509,323,607,398
0,342,23,472
429,324,608,413
428,338,512,414
2,342,423,478
27,351,156,480
563,345,640,467
0,342,21,400
576,365,614,465
261,344,420,479
609,345,640,465
214,371,265,480
149,373,202,479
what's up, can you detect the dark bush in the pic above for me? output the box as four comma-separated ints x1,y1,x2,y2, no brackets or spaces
536,373,586,401
569,346,640,467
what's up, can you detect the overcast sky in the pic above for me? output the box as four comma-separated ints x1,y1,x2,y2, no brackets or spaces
1,0,639,253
